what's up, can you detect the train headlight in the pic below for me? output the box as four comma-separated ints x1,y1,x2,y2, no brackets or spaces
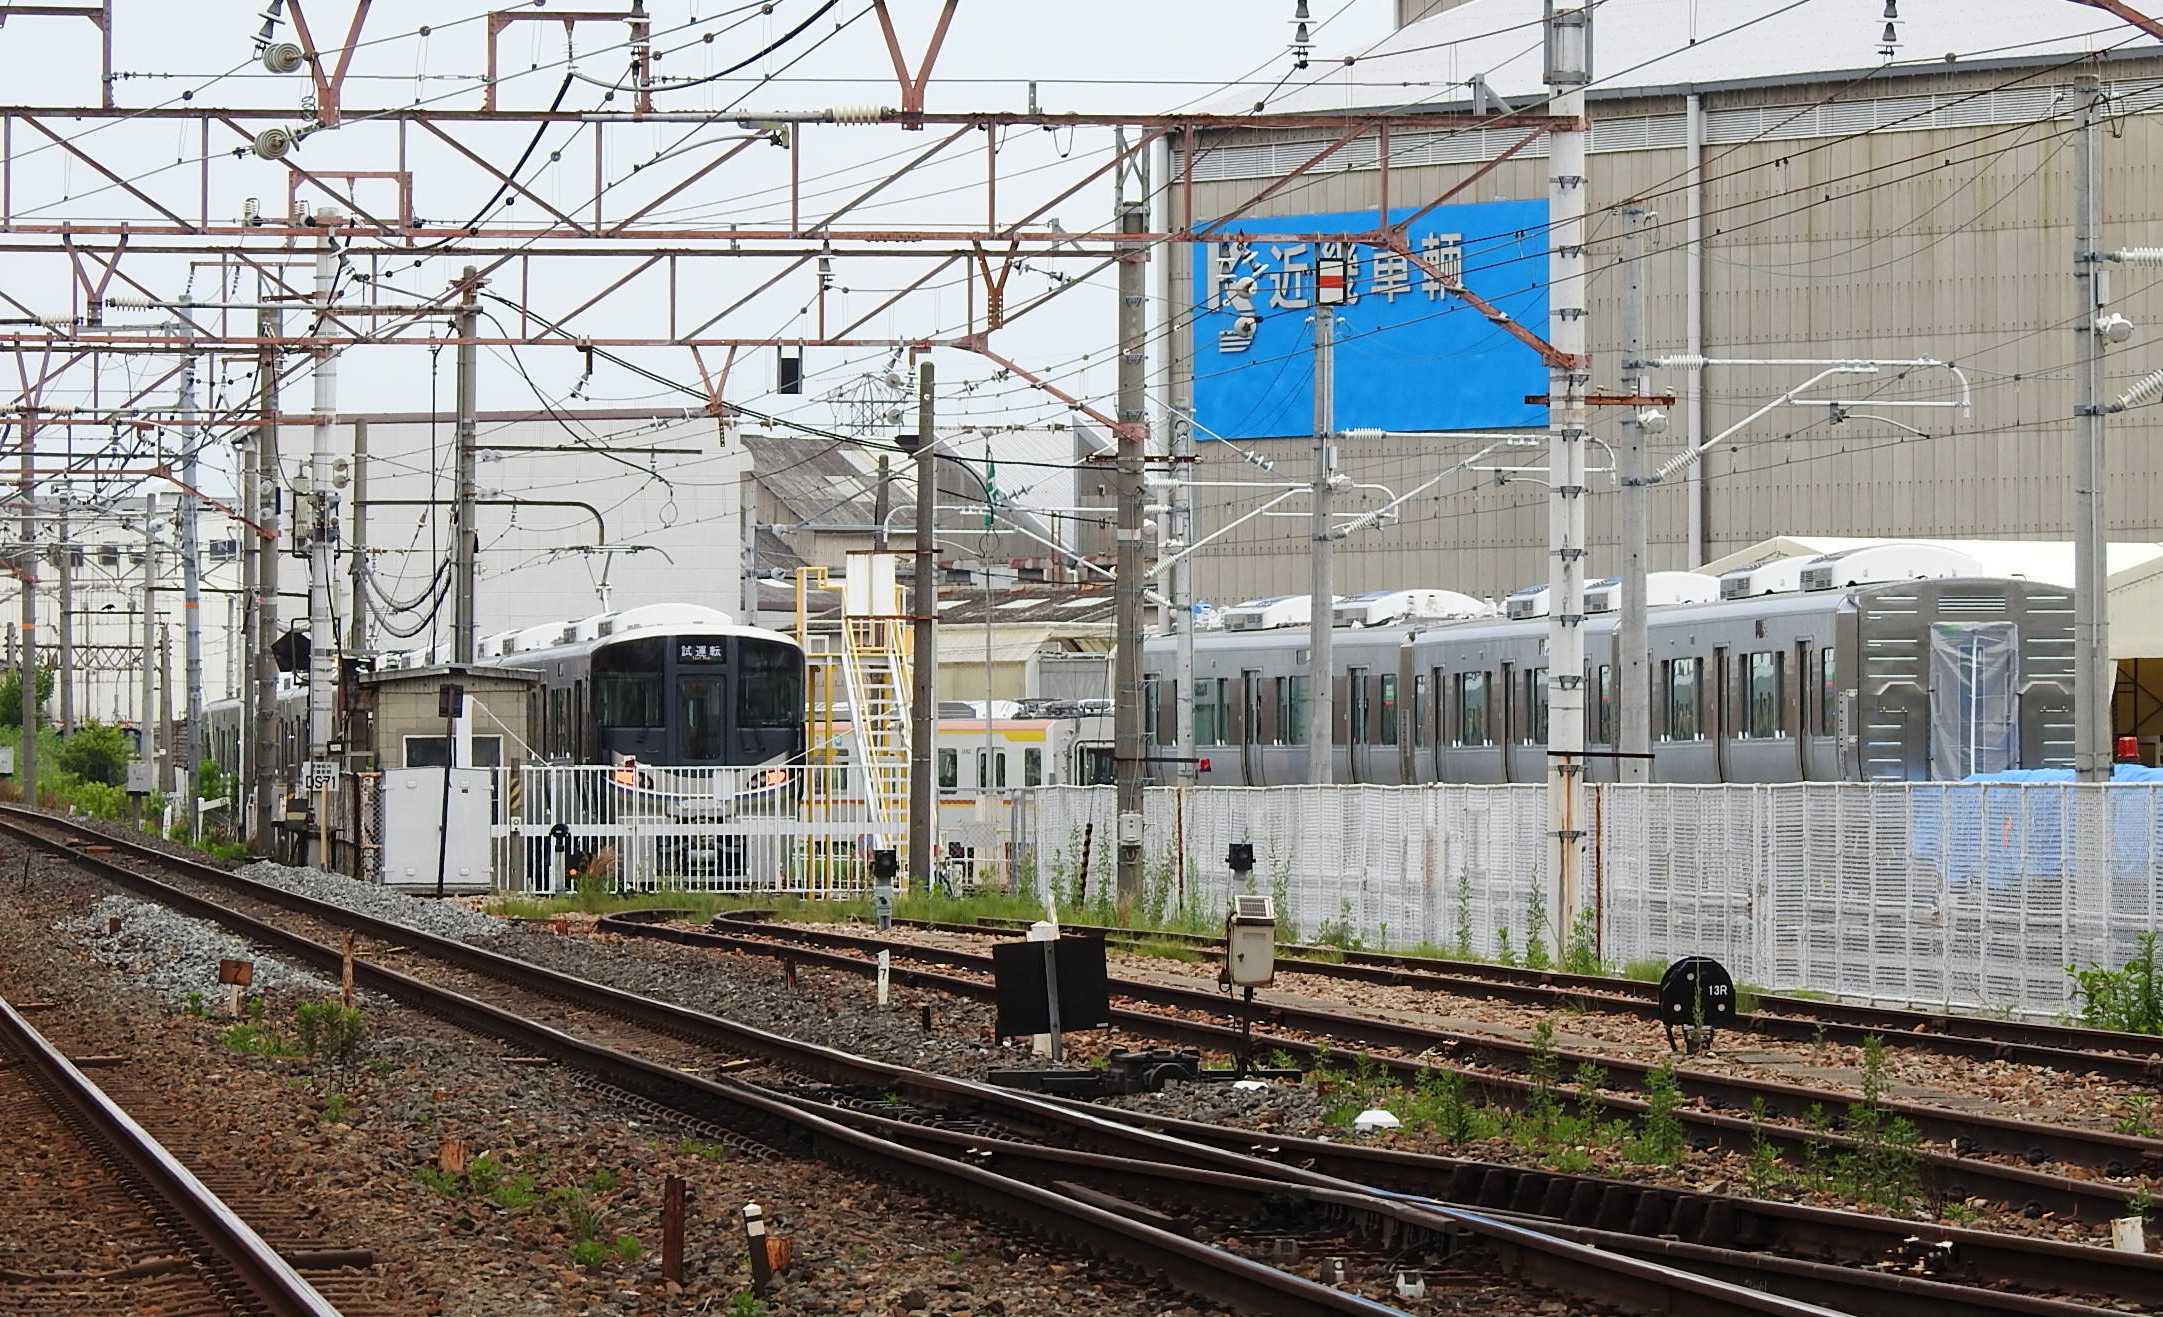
764,768,790,787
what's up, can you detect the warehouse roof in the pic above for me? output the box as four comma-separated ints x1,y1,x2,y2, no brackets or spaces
1236,0,2157,114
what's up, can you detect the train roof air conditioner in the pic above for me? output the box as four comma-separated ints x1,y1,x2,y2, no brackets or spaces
1720,554,1819,599
1332,588,1495,628
1799,543,1984,592
1584,571,1720,614
1504,585,1549,620
1222,595,1327,631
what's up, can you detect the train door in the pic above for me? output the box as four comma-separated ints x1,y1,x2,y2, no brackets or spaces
1431,666,1449,782
1225,674,1249,786
1710,646,1730,783
1344,667,1368,784
1400,647,1421,784
1497,661,1515,783
1240,668,1267,786
1793,640,1813,780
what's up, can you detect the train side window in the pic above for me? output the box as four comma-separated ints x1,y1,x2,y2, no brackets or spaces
1023,747,1043,787
1380,674,1398,745
1526,668,1549,744
995,751,1008,788
1745,652,1783,739
1142,677,1160,746
1665,658,1701,740
938,749,958,790
1194,678,1219,745
1595,665,1614,743
1346,668,1368,745
1457,671,1489,746
1284,675,1310,745
1819,647,1838,734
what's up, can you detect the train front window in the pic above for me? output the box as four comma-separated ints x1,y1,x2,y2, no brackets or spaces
679,676,728,761
594,637,667,728
736,639,803,728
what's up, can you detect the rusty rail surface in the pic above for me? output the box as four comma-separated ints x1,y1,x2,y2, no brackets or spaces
0,993,344,1317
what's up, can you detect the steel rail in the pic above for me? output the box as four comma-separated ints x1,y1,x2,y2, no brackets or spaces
634,916,2150,1221
0,994,343,1317
3,811,2148,1316
949,915,2163,1070
0,819,1383,1316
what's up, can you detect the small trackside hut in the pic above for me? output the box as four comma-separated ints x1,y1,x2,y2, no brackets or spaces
355,663,542,891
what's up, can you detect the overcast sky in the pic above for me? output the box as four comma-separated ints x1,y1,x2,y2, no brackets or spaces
0,0,1408,504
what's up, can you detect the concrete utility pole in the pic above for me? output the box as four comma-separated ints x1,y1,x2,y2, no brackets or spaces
907,359,938,889
2071,74,2111,782
306,208,342,763
17,410,37,805
1618,206,1652,783
1113,200,1148,904
157,625,172,792
349,419,368,652
1305,303,1338,782
252,302,282,850
451,267,481,664
140,491,158,785
1161,133,1197,782
1544,3,1594,931
56,498,73,735
179,300,204,821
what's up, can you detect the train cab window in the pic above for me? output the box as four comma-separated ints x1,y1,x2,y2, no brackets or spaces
1024,747,1043,787
1456,671,1490,746
595,637,667,727
1744,652,1784,739
1526,668,1549,745
1379,674,1398,744
938,749,959,790
678,676,728,761
1665,658,1702,740
1594,665,1614,743
737,640,803,729
1819,648,1838,735
1079,744,1115,785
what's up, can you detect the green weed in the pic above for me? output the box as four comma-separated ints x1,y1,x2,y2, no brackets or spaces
675,1140,731,1163
1627,1059,1686,1166
569,1240,610,1269
295,1000,366,1065
2070,933,2163,1035
318,1091,351,1124
1524,884,1551,970
220,1022,302,1059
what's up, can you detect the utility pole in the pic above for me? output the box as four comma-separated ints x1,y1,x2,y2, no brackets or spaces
907,359,937,889
252,301,282,851
1113,199,1148,904
306,207,342,766
349,419,369,652
1544,3,1594,933
1305,302,1338,782
56,498,73,735
179,299,204,825
157,625,172,792
17,408,37,805
2071,74,2111,782
872,454,892,551
451,267,481,664
240,389,258,797
140,491,158,787
1161,129,1197,784
1618,206,1652,783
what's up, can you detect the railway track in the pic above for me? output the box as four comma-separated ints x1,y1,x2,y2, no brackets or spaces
659,913,2161,1221
1,808,1877,1317
943,915,2163,1081
5,810,2158,1316
0,993,344,1317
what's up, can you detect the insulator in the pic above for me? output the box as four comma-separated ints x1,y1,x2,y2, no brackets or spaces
2118,368,2163,411
1653,353,1707,370
829,104,886,125
2116,246,2163,267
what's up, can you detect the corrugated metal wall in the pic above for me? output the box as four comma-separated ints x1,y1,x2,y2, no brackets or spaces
1168,58,2163,607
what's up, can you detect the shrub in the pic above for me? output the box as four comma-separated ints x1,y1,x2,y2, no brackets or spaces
54,721,131,786
0,664,55,726
2070,933,2163,1036
296,1000,366,1064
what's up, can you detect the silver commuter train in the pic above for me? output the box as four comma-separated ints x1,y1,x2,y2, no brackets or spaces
1141,576,2073,785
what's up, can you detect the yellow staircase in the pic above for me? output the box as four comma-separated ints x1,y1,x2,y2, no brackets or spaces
796,554,915,889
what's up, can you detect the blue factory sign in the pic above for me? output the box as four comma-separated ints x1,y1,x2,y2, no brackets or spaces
1189,199,1550,440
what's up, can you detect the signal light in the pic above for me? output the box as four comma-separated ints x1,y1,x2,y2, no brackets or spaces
2115,735,2141,764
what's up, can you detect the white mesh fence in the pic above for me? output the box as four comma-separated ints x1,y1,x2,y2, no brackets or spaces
1026,785,1547,956
1602,783,2163,1015
1024,782,2163,1016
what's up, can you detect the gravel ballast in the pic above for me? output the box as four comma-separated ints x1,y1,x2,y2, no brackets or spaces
238,860,510,940
57,893,336,1006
